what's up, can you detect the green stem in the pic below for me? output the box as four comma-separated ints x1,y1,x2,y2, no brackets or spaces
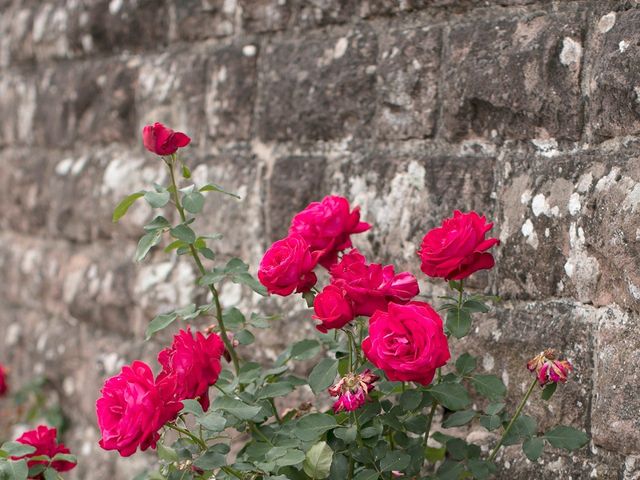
488,378,538,462
457,279,464,308
424,368,442,449
166,157,240,374
167,423,207,450
268,398,282,424
249,423,274,446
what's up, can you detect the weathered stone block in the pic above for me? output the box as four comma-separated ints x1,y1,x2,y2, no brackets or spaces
205,43,259,141
267,155,328,241
442,8,585,141
376,26,440,139
239,0,291,33
34,60,137,148
496,144,640,311
169,0,235,41
0,73,36,146
291,0,396,28
592,307,640,455
136,50,208,144
587,9,640,140
256,28,377,141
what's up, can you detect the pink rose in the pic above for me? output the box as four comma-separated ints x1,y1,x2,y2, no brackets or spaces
329,249,419,317
96,361,181,457
0,363,7,397
362,302,450,385
289,196,371,268
258,234,318,296
157,328,225,410
13,426,76,478
142,122,191,156
313,285,354,333
418,210,499,281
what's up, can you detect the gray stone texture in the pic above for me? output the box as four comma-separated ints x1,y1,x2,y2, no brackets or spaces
0,0,638,479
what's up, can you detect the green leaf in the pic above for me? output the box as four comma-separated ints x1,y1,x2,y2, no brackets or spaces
399,390,422,411
302,291,315,308
197,412,226,432
135,230,162,262
0,459,29,480
144,215,171,231
275,449,305,467
455,353,477,376
329,454,349,480
144,190,170,208
429,383,471,411
471,374,507,402
235,329,255,345
503,415,537,446
295,414,338,441
170,224,196,244
194,450,227,470
446,307,472,339
164,239,185,252
199,269,226,286
182,164,191,179
303,442,333,480
232,272,268,296
353,470,378,480
145,312,178,340
442,409,476,428
333,426,357,444
212,396,262,421
291,340,321,361
425,446,446,463
448,280,463,292
200,183,241,199
183,191,205,213
380,451,410,472
541,382,558,401
43,468,57,480
479,414,502,431
257,382,294,399
463,299,490,313
544,426,589,450
484,402,506,415
523,437,544,461
0,443,36,457
435,460,465,480
308,358,338,394
181,399,205,417
50,453,76,464
112,191,144,222
157,442,179,462
467,459,496,480
238,362,261,384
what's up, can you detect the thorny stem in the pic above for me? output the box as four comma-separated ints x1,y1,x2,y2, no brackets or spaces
424,368,442,450
166,156,240,374
488,378,538,462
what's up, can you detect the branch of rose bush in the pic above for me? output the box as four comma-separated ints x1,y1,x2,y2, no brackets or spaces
164,153,240,375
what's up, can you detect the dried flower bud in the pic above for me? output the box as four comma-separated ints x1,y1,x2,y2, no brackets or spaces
328,369,379,413
527,349,573,386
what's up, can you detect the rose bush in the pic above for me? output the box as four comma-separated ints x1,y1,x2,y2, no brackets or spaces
69,121,589,480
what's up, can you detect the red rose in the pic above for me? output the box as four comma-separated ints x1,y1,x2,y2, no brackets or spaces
157,328,225,410
362,302,450,385
289,195,371,268
142,122,191,156
0,364,7,397
96,361,181,457
418,210,499,281
13,425,76,478
313,285,354,333
258,234,318,296
329,249,419,317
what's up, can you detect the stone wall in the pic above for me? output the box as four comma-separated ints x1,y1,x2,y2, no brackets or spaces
0,0,639,478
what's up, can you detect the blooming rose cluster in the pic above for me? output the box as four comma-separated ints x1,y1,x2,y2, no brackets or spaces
260,201,500,398
12,425,77,479
96,329,225,456
258,196,371,296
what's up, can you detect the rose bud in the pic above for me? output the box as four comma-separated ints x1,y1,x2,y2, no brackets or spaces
418,210,499,281
142,122,191,156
